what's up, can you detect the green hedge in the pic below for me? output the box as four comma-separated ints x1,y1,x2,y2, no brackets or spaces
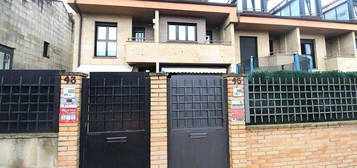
248,71,357,83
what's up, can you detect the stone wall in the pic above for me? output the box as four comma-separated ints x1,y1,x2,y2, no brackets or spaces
0,133,58,168
0,0,73,71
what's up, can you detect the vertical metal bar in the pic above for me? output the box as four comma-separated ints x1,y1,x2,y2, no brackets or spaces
279,77,283,123
184,80,188,128
16,76,22,131
26,77,32,131
244,77,250,123
266,78,270,123
331,78,338,119
46,77,51,130
120,78,124,129
338,78,343,120
8,77,13,131
344,78,349,119
350,78,355,119
192,78,195,128
259,77,263,123
0,77,3,131
285,78,289,123
297,78,303,121
111,78,115,130
103,78,107,131
292,78,296,122
272,77,277,123
36,76,42,130
327,78,333,120
321,78,327,121
310,78,315,121
252,77,256,123
304,78,309,121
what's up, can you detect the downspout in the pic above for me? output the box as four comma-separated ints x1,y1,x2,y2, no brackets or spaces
74,0,83,68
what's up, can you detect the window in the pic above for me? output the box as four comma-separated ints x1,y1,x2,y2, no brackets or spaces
43,41,50,58
168,23,197,42
304,0,317,16
269,40,274,55
301,39,316,68
336,3,349,20
0,44,13,70
206,31,213,44
95,22,117,57
133,27,145,42
291,0,300,16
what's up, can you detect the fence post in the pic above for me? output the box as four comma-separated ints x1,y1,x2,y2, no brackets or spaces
226,74,247,168
294,53,301,72
250,56,254,73
150,73,168,168
57,72,87,168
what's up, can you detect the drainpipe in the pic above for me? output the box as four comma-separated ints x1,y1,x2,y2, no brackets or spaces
74,0,83,68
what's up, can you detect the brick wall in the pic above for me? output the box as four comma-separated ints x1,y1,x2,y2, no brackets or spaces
246,122,357,168
57,74,84,168
150,74,168,168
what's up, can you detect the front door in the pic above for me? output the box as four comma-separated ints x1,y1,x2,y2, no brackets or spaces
301,39,316,69
80,72,150,168
168,75,228,168
240,37,258,72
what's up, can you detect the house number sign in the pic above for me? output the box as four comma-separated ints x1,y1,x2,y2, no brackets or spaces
63,76,77,84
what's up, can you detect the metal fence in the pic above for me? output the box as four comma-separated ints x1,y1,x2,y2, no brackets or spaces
0,70,62,133
245,76,357,124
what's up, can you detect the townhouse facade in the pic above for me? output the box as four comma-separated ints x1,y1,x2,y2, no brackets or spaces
68,0,357,75
0,0,73,71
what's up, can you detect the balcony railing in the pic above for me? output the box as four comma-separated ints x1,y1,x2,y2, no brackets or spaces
127,38,155,42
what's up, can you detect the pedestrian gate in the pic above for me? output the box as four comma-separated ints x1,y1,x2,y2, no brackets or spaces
168,75,228,168
80,72,150,168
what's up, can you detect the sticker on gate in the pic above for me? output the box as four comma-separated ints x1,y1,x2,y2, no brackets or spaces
232,108,244,121
59,108,78,123
60,98,78,108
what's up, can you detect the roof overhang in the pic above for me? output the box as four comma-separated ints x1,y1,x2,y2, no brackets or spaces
68,0,238,25
237,15,357,37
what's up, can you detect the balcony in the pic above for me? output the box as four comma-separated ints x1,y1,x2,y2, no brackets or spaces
325,54,357,71
124,41,234,64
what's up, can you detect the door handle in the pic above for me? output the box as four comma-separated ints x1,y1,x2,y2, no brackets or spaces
106,136,127,143
189,133,208,139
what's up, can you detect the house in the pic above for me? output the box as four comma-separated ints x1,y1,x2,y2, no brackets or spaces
67,0,357,74
0,0,73,71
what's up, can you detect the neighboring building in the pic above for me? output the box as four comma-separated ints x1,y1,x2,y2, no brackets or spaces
0,0,73,71
68,0,357,74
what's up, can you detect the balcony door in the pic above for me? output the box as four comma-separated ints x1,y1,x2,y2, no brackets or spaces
240,37,258,72
301,39,316,68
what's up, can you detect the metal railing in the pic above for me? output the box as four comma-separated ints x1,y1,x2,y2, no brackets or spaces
236,52,312,74
127,38,155,42
127,38,232,45
245,76,357,125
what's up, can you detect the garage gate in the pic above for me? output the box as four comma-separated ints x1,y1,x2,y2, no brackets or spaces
80,72,150,168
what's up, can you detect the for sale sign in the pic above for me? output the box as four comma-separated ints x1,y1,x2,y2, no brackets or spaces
59,108,78,123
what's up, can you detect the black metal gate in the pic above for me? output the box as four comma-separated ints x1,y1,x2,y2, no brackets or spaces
168,75,228,168
80,72,150,168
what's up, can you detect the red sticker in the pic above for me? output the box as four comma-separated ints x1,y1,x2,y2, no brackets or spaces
59,108,78,123
232,108,244,120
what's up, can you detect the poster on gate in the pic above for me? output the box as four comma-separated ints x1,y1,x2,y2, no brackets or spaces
59,108,78,123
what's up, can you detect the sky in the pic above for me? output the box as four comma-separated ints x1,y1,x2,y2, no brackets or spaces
62,0,339,13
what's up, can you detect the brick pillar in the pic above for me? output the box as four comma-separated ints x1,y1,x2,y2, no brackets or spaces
226,75,247,168
57,73,86,168
150,73,168,168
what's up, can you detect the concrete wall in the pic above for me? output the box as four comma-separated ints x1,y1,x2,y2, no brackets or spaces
0,133,57,168
301,33,327,71
159,15,206,43
246,122,357,167
0,0,73,71
75,14,132,67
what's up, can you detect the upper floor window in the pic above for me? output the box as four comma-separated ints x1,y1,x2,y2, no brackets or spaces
43,41,50,58
168,23,197,42
0,44,13,70
95,22,117,57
